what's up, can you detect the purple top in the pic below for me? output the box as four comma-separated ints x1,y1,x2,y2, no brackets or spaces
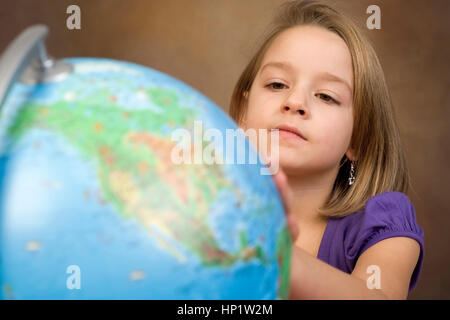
317,191,425,292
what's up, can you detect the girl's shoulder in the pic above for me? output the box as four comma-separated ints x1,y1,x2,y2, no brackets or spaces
322,191,425,291
334,191,424,241
359,191,420,226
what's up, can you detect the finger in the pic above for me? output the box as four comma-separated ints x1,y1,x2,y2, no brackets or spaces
286,215,300,242
265,153,271,168
272,171,299,241
273,169,292,214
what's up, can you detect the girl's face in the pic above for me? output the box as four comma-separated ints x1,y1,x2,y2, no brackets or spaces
243,25,355,177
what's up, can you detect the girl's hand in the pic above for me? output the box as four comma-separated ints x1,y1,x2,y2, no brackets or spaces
272,169,299,243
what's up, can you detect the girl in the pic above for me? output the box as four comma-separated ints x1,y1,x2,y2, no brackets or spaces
229,0,424,299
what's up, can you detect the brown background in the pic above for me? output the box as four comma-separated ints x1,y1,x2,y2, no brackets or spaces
0,0,449,299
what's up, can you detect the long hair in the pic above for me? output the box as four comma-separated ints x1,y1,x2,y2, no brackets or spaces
229,0,410,217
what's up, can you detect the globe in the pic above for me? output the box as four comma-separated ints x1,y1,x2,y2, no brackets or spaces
0,57,291,299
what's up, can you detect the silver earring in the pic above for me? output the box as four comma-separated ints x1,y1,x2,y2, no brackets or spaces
348,161,356,185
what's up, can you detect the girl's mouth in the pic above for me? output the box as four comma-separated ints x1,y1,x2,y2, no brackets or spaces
273,125,307,141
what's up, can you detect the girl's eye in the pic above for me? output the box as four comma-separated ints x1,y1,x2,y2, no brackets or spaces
266,82,288,90
317,93,340,105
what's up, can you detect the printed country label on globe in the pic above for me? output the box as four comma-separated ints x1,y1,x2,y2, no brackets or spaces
0,58,291,299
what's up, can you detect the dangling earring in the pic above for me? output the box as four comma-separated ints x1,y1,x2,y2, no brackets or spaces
348,161,356,185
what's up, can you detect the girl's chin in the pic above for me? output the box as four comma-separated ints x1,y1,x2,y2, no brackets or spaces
278,158,307,172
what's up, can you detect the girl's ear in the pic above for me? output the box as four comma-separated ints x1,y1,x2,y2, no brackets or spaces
345,148,357,162
243,91,249,99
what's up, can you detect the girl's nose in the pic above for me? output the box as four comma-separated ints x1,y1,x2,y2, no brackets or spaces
282,105,306,116
281,89,308,117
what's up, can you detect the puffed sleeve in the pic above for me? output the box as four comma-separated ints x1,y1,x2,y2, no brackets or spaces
343,191,425,292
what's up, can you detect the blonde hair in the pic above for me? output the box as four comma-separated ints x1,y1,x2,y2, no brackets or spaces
229,0,410,217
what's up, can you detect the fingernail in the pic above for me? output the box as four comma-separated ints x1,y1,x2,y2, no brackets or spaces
266,155,271,167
